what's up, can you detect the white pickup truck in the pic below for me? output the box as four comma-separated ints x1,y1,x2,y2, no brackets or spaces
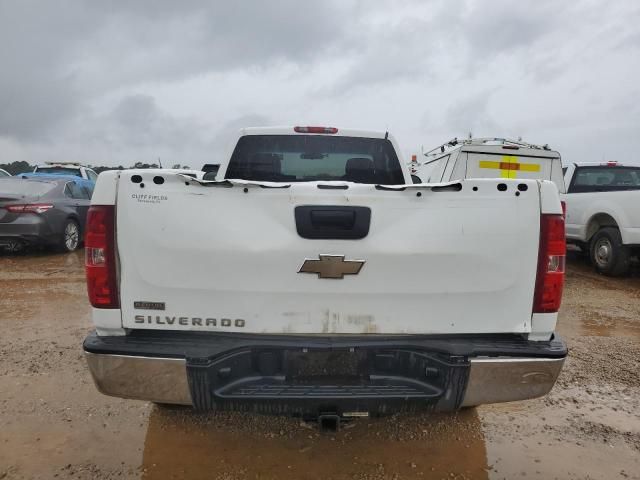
562,162,640,276
83,126,567,416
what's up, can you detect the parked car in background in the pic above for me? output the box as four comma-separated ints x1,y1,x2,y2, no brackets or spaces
33,162,98,183
0,176,92,252
415,137,565,192
562,162,640,276
0,168,11,177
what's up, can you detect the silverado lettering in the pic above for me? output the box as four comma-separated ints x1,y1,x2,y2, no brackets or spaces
133,315,245,327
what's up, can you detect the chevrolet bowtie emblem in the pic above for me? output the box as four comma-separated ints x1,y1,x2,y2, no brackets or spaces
298,255,365,279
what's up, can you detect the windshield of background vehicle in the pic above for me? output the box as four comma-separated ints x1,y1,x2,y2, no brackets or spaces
570,166,640,192
225,135,405,184
35,167,81,176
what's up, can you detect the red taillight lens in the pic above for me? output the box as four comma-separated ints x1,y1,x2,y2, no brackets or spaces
6,204,54,214
294,126,338,134
533,214,566,313
85,205,119,308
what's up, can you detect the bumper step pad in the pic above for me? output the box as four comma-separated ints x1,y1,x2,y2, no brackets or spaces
186,348,468,414
224,381,435,399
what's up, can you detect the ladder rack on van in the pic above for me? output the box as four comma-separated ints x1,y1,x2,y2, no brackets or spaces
424,137,552,157
44,161,83,166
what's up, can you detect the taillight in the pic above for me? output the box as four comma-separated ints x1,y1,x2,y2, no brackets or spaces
533,214,566,313
6,204,54,214
293,126,338,134
85,205,119,308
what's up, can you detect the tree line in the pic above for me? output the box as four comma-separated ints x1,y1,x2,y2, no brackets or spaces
0,161,191,176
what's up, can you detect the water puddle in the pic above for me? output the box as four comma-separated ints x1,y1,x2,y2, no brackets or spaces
479,384,640,479
559,304,640,339
141,407,490,480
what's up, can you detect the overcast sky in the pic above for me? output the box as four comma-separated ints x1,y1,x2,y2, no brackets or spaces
1,0,639,168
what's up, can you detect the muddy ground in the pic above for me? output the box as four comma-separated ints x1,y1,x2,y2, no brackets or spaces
0,252,639,479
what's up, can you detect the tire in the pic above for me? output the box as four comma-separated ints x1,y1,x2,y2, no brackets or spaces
58,219,80,252
589,227,630,276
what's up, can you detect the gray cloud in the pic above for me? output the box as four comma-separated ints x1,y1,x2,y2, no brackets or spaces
104,94,208,150
0,0,352,140
460,0,560,60
0,0,639,167
442,90,499,134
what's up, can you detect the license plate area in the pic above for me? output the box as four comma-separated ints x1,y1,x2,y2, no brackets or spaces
285,350,365,382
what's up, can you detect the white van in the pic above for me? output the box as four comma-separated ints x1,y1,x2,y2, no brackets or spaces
414,138,565,193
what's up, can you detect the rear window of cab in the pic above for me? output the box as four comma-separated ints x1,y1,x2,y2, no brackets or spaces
225,135,405,184
570,166,640,192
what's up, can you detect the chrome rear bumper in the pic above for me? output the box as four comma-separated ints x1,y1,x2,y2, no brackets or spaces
84,336,566,410
85,352,192,405
461,357,565,407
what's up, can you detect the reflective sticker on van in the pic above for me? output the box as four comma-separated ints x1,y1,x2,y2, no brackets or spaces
479,156,541,179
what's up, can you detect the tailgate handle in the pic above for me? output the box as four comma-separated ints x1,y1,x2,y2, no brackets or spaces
310,210,355,230
295,206,371,240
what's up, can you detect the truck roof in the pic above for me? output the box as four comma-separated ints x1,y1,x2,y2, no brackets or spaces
240,126,391,140
572,161,635,167
40,162,84,167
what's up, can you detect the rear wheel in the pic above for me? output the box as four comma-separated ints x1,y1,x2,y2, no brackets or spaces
590,227,630,276
59,219,80,252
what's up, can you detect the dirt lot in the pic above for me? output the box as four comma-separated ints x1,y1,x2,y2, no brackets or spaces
1,252,639,480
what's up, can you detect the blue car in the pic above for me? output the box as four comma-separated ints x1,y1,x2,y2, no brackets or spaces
19,173,95,195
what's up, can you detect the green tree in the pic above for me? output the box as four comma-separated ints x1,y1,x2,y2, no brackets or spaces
0,160,32,175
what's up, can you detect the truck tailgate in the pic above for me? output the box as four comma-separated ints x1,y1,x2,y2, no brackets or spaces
116,174,541,335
